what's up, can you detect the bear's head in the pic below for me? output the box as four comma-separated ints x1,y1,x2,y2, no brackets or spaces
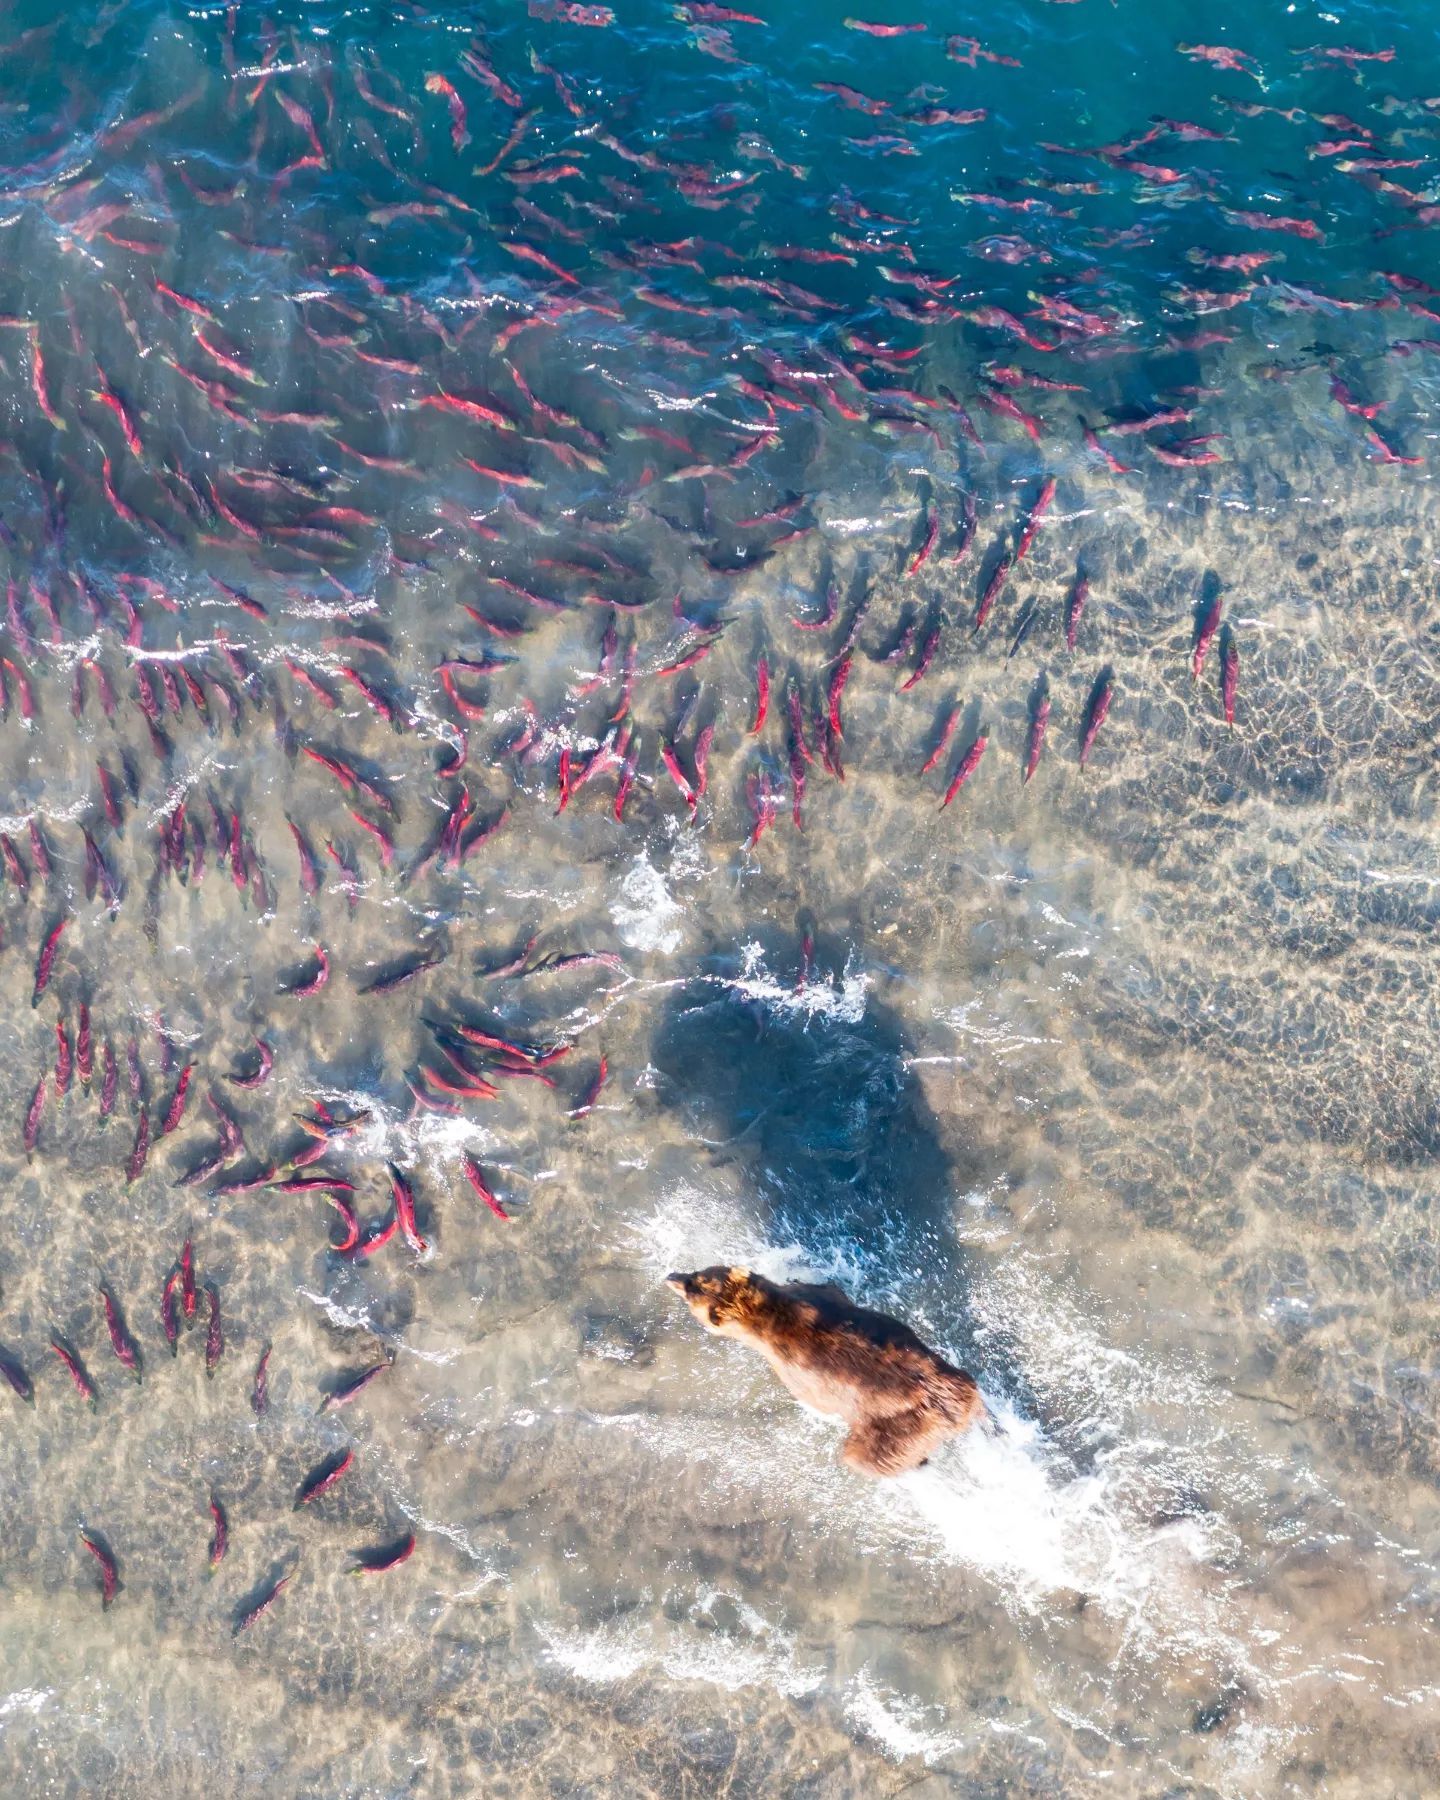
665,1265,762,1335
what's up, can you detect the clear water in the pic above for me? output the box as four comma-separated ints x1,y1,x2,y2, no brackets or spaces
1,1,1439,1793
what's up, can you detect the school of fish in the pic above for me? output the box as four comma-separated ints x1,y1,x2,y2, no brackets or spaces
0,1,1423,1629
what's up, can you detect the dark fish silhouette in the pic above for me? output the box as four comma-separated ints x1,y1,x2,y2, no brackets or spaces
207,1494,228,1568
79,1529,121,1610
50,1334,98,1408
1079,669,1114,768
234,1570,291,1636
0,1343,33,1405
295,1449,355,1509
349,1533,416,1574
99,1285,141,1381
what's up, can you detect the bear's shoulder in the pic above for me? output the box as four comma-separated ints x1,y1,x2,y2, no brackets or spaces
777,1282,931,1355
781,1281,850,1307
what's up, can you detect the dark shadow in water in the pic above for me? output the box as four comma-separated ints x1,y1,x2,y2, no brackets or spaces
0,1341,33,1405
648,927,998,1373
1191,569,1222,654
232,1560,297,1638
651,933,1135,1450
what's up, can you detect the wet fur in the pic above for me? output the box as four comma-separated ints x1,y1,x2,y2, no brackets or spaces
668,1266,985,1477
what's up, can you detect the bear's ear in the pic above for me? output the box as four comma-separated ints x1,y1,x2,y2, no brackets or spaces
726,1265,752,1284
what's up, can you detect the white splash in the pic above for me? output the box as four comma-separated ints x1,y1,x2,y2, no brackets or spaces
0,1689,52,1731
633,1178,857,1292
611,853,685,954
346,1100,497,1171
537,1591,824,1698
845,1670,967,1764
726,940,870,1023
636,1180,1266,1697
296,1286,377,1334
889,1409,1226,1649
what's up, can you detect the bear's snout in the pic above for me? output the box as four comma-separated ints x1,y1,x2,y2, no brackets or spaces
665,1273,692,1294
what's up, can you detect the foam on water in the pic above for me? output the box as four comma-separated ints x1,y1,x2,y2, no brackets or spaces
537,1590,825,1700
347,1099,499,1174
724,942,871,1025
635,1177,847,1292
892,1417,1245,1674
844,1670,970,1766
631,1176,1286,1756
0,1690,53,1731
610,853,685,955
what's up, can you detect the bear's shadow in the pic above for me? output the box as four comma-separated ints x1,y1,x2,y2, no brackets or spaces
649,928,993,1371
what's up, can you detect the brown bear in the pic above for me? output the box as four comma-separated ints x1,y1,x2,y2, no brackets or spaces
666,1266,986,1476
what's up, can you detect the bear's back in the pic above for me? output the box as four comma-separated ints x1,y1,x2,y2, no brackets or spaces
782,1281,934,1354
749,1280,967,1420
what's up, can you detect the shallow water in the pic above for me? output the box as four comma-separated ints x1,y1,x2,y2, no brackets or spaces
1,1,1440,1794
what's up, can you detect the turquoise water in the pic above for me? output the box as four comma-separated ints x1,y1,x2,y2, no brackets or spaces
1,2,1439,1794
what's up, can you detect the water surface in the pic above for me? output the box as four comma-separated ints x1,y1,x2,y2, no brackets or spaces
0,2,1439,1794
